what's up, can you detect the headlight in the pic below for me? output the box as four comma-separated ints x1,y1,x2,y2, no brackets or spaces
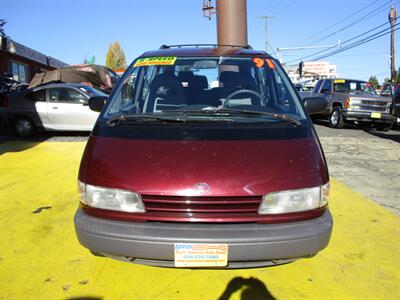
78,181,145,213
258,182,329,214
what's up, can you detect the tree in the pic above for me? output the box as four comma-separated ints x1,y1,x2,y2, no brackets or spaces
105,42,126,70
368,76,379,89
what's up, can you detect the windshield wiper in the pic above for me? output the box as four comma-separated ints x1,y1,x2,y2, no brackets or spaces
106,112,235,126
167,108,302,127
225,109,301,127
107,113,188,126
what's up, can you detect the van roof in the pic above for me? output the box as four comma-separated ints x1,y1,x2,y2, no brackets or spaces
141,46,268,58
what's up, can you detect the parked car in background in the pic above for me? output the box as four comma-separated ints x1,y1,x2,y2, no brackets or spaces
0,83,108,137
392,84,400,119
311,78,395,131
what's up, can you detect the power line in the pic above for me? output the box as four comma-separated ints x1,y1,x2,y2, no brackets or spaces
248,0,274,40
273,0,296,17
250,1,298,47
313,22,400,61
265,0,283,15
293,0,389,46
308,0,392,46
284,23,399,67
309,23,400,62
287,18,398,64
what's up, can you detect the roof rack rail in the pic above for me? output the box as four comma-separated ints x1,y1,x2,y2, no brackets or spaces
159,44,253,50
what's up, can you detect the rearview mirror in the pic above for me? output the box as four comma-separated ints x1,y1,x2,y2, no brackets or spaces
89,96,107,112
303,97,328,115
193,60,218,69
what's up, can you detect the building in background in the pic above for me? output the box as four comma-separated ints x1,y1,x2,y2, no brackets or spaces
286,61,338,88
0,36,67,83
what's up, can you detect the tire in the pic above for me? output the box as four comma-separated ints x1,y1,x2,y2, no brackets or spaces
329,107,345,129
14,116,35,137
375,123,392,132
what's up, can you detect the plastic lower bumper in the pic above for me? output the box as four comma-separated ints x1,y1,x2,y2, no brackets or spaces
74,208,333,268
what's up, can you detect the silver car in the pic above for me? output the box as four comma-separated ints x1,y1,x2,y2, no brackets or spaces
0,83,107,137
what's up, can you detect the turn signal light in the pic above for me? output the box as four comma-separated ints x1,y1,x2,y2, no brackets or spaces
344,98,350,109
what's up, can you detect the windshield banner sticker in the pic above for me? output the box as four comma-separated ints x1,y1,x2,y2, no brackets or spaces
334,79,346,83
134,57,177,67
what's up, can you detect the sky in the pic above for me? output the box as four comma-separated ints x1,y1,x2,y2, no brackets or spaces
1,0,399,83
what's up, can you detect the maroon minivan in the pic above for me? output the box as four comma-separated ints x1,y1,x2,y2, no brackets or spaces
74,45,332,268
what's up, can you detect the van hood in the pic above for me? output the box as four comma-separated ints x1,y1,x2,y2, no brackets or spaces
79,134,328,197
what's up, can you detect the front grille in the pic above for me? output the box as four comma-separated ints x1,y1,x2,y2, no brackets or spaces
142,195,262,214
356,99,390,112
82,200,326,224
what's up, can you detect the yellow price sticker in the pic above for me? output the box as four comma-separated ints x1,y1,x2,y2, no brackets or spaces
134,57,177,67
334,79,346,83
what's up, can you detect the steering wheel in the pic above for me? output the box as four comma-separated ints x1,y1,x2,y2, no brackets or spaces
223,89,267,108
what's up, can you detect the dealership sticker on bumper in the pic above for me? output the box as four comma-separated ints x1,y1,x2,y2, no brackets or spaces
371,112,382,119
174,243,228,267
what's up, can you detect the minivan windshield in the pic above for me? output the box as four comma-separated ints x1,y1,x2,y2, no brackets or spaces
105,56,306,123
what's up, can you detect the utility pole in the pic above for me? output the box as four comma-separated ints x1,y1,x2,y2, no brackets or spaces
389,5,398,84
258,16,275,52
202,0,216,20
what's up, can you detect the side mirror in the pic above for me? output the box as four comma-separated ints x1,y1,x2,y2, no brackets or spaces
88,96,107,112
303,97,328,115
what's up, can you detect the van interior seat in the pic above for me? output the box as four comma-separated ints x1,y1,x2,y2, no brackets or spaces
146,72,187,112
178,71,210,105
219,71,261,106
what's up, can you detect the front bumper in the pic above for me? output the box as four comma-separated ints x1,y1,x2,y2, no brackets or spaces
343,110,395,123
74,208,333,268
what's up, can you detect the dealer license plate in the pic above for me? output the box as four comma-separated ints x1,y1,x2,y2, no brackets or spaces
371,112,381,119
174,243,228,267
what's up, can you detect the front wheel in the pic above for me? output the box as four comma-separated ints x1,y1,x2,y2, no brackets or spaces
329,107,345,129
15,116,35,137
375,123,392,132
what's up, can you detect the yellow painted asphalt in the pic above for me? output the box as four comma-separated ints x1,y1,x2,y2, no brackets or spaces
0,141,399,300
